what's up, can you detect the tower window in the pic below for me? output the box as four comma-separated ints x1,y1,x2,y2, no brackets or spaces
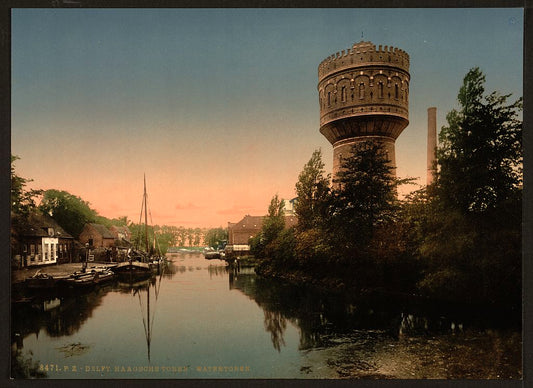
341,86,347,102
359,83,365,99
378,82,384,99
395,84,399,99
327,91,331,106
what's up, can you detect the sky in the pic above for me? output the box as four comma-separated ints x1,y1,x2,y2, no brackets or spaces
11,8,523,228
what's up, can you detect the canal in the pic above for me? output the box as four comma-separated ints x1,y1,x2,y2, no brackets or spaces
11,252,521,379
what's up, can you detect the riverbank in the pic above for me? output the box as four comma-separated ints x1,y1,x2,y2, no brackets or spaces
11,262,115,284
254,261,522,322
255,262,367,295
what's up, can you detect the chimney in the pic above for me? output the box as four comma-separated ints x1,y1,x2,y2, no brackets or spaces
427,107,437,186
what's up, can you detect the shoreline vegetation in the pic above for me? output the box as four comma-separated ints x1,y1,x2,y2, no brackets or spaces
250,68,522,314
10,68,522,316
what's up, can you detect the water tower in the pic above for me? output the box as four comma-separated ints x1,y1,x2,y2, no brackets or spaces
317,41,410,178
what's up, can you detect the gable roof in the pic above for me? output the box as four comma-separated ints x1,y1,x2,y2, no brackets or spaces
233,215,264,230
11,211,73,239
230,214,298,230
109,225,130,234
87,223,115,239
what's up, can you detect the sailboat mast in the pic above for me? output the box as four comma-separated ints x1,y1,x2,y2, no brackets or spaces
147,284,151,362
144,174,149,256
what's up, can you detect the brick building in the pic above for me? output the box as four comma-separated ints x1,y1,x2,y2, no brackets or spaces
318,41,410,180
78,223,115,248
226,214,297,255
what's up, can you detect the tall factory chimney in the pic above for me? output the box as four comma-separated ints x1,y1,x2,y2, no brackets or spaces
427,107,437,186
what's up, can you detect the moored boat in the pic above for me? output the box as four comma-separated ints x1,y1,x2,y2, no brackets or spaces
60,269,116,289
203,248,223,260
114,260,152,274
25,272,70,289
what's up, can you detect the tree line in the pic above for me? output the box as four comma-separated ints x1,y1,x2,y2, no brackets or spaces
10,165,226,255
252,68,522,306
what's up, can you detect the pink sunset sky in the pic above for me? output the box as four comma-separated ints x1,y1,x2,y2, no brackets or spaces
11,9,523,228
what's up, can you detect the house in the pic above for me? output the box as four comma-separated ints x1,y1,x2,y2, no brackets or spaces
78,223,115,248
226,214,298,255
11,211,75,267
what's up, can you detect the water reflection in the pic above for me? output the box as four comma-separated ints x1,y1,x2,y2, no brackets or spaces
12,285,113,341
226,264,521,364
11,253,521,379
114,266,167,362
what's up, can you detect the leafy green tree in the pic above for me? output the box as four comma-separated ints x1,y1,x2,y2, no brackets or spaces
11,155,43,215
39,189,98,237
291,149,335,267
419,68,522,304
436,67,522,214
204,227,228,249
263,194,285,245
331,141,399,255
294,149,331,233
251,194,285,259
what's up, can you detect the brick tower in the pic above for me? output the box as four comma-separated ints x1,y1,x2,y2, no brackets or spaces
318,41,410,179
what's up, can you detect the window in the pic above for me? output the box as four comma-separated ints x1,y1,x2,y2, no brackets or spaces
341,86,346,102
359,83,365,99
327,91,331,106
395,84,399,99
378,82,384,99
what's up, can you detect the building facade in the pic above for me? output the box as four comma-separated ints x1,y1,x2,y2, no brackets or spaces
226,214,298,255
318,41,410,179
11,211,75,267
78,223,115,248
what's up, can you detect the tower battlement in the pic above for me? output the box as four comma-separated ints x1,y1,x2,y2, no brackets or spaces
317,41,410,178
318,41,410,81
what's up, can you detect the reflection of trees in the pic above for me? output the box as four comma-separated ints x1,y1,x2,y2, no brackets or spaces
12,286,112,340
263,310,287,352
208,264,229,278
229,271,478,352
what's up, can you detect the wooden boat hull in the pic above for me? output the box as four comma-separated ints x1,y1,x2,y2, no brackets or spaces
25,274,70,289
25,276,56,289
203,251,221,260
114,261,153,281
60,270,116,289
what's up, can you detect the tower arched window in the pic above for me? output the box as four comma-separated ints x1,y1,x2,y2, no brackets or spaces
327,91,331,107
359,83,365,99
378,82,384,99
395,84,399,99
341,86,347,102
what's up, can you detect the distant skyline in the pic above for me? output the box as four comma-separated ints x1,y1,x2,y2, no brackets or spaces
11,8,523,228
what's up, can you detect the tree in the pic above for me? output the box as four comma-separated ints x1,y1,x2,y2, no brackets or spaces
418,68,522,304
331,141,399,254
39,189,98,237
262,194,285,247
294,149,331,233
11,155,43,215
204,227,228,249
250,194,285,259
292,149,335,267
436,67,522,214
